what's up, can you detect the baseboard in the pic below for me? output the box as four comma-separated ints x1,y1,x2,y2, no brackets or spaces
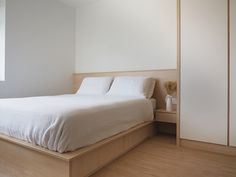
180,139,236,156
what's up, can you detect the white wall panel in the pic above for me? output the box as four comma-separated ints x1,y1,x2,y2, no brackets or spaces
75,0,177,73
0,0,75,98
180,0,228,145
0,0,5,81
230,0,236,147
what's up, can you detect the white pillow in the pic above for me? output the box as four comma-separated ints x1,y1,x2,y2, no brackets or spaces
107,76,156,98
76,77,113,95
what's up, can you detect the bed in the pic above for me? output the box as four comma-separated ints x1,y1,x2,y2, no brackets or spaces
0,70,177,177
0,94,154,153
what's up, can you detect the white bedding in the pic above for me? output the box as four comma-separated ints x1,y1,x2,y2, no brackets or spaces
0,95,153,153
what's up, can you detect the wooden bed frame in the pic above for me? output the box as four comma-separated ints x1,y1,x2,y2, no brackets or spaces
0,122,154,177
0,70,177,177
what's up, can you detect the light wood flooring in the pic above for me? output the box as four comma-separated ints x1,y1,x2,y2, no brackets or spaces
91,135,236,177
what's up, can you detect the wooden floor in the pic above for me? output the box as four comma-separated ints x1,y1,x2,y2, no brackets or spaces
91,135,236,177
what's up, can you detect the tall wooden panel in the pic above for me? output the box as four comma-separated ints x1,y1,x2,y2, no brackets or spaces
180,0,228,145
230,0,236,147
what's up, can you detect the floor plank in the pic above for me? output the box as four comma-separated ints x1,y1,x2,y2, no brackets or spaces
91,135,236,177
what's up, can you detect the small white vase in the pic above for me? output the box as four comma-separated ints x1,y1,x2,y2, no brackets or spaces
165,95,173,112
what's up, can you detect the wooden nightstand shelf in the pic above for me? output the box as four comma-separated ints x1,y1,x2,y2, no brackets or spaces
155,109,177,123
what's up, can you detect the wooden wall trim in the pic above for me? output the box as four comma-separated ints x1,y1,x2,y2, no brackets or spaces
176,0,181,147
180,139,236,156
227,0,230,147
75,69,176,75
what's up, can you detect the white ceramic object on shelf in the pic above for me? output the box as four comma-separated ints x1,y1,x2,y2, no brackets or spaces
166,95,173,112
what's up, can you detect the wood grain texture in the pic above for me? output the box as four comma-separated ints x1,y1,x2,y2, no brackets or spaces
176,0,181,147
73,69,177,110
155,110,177,123
227,0,230,147
91,135,236,177
70,122,155,177
0,138,70,177
156,122,176,135
0,122,155,177
181,138,236,156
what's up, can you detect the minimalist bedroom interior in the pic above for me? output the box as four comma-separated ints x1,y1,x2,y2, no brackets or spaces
0,0,235,177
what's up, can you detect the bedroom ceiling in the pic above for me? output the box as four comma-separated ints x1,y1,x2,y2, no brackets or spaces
59,0,98,7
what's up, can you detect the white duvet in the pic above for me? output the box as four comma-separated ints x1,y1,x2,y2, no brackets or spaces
0,95,153,153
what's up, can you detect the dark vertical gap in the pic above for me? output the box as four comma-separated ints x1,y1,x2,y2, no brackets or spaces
227,0,230,147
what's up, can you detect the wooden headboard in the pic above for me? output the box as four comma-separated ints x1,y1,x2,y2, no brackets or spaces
73,69,177,110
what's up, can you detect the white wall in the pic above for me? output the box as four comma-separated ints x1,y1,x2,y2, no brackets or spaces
75,0,177,73
0,0,75,98
0,0,5,81
230,0,236,147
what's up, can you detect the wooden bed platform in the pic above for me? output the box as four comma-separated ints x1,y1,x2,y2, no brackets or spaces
0,122,155,177
0,70,177,177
